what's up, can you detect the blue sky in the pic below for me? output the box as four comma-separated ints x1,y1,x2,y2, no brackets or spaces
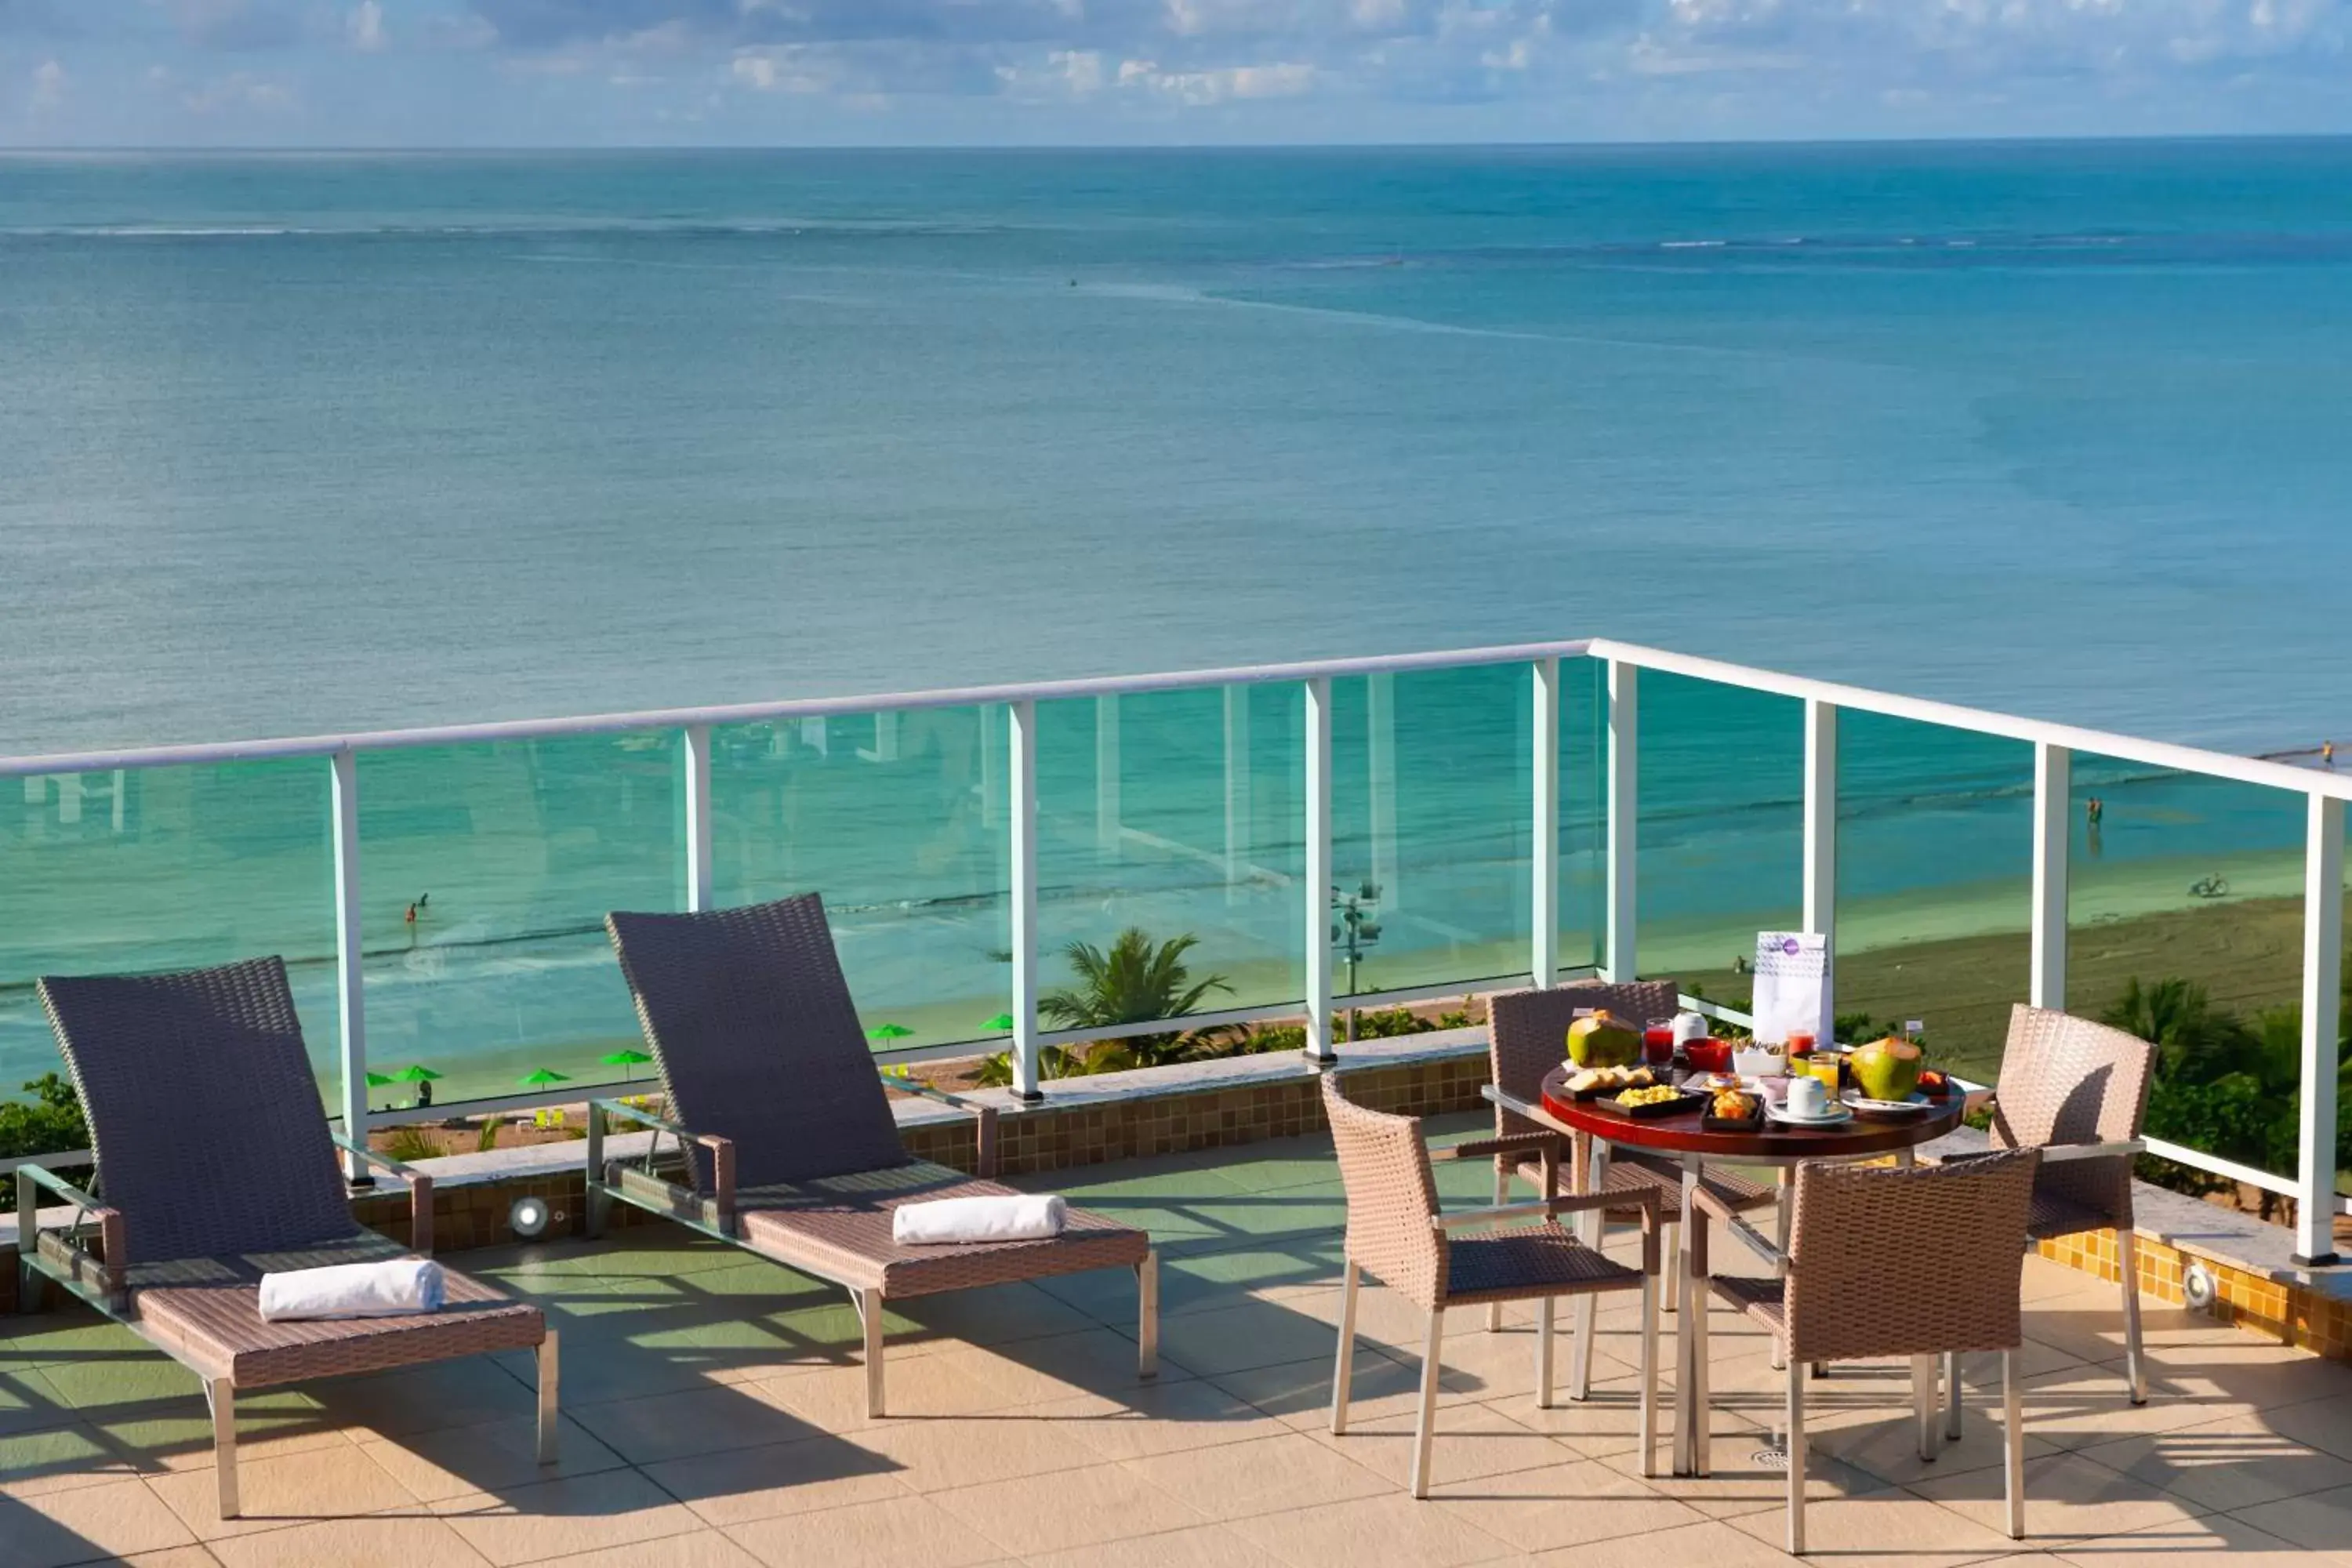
3,0,2347,147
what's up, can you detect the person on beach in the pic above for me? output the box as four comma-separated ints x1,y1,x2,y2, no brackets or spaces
2325,741,2336,769
2086,796,2104,827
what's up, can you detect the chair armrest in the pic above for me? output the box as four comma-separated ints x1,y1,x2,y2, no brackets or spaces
1434,1185,1659,1231
1479,1083,1548,1122
14,1163,125,1306
2040,1139,2144,1166
1433,1132,1563,1198
884,1073,1001,1178
332,1134,434,1255
586,1100,735,1232
1690,1184,1784,1276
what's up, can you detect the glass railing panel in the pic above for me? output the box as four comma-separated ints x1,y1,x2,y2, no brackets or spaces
1834,712,2034,1080
1033,685,1304,1056
1637,671,1803,1003
2070,757,2310,1184
354,732,677,1108
1328,662,1530,1004
1559,656,1606,975
0,759,337,1118
711,707,1010,1055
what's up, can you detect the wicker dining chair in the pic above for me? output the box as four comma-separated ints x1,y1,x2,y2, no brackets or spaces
1322,1073,1661,1498
1486,982,1777,1386
1690,1148,2043,1556
1940,1004,2154,1431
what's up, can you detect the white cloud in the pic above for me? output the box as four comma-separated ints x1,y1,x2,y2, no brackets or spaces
1118,57,1320,100
30,57,65,114
347,1,385,53
180,71,296,112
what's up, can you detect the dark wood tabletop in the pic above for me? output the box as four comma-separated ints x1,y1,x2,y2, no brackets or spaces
1536,1062,1967,1161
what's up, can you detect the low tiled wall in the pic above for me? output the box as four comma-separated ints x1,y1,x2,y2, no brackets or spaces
15,1033,2352,1367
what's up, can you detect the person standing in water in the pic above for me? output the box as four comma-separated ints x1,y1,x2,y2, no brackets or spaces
2325,740,2336,769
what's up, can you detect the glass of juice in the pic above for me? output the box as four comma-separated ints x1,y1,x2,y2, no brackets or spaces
1788,1030,1817,1058
1643,1021,1676,1066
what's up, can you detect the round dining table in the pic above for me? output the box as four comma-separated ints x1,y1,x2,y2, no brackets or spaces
1512,1063,1968,1476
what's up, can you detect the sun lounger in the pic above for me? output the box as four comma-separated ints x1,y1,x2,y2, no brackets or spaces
597,893,1156,1416
20,958,555,1519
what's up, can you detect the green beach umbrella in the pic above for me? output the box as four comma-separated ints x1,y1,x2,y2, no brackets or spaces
364,1072,396,1088
518,1068,572,1087
981,1014,1015,1033
866,1023,915,1043
393,1065,441,1083
600,1048,654,1067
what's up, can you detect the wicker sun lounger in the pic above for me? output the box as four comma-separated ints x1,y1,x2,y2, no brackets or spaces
597,893,1156,1417
19,959,557,1519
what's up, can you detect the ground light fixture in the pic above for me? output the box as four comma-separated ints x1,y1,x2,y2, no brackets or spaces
509,1196,557,1240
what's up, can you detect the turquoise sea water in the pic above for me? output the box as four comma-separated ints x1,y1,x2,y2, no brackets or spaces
4,143,2350,1102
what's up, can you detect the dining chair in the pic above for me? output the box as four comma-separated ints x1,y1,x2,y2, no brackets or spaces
1943,1004,2154,1430
1486,982,1777,1386
1690,1148,2043,1556
1322,1072,1661,1498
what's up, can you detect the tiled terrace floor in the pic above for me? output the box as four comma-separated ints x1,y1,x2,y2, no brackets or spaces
8,1115,2352,1567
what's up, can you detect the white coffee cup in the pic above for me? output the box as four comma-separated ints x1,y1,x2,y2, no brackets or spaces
1785,1076,1829,1119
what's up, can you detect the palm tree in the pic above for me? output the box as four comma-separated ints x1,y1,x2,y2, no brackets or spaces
1040,928,1233,1070
2101,976,2254,1082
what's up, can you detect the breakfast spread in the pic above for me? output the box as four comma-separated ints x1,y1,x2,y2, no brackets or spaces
1616,1083,1683,1109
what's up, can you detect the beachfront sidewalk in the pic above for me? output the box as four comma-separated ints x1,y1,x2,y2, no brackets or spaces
5,1114,2351,1568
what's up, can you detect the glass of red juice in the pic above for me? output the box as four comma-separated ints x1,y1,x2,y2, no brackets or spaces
1788,1031,1817,1058
1643,1022,1675,1066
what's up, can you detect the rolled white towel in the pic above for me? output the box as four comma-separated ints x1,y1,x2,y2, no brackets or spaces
258,1258,447,1322
892,1194,1067,1246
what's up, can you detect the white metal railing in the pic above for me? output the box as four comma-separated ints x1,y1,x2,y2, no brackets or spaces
4,634,2344,1260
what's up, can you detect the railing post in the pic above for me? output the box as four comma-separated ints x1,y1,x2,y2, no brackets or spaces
1096,694,1121,858
1604,660,1638,984
1531,658,1560,989
684,724,713,913
1305,677,1336,1065
329,751,371,1179
2031,742,2071,1011
1802,699,1837,949
2295,793,2343,1265
1223,686,1251,906
1009,700,1044,1102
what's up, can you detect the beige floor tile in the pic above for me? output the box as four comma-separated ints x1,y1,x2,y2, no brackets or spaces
1122,1430,1388,1520
1156,1299,1358,1378
0,1477,200,1568
1025,1521,1287,1568
91,1409,353,1479
743,1356,994,1431
1227,1490,1523,1568
2012,1366,2261,1451
1525,1516,1817,1566
358,1414,627,1504
1722,1487,2031,1566
2078,1408,2352,1514
112,1550,224,1568
2050,1511,2341,1567
1315,1404,1575,1491
308,1360,537,1441
532,1531,766,1568
1210,1352,1456,1431
204,1514,489,1568
724,1496,1010,1568
1495,1367,1740,1461
432,1468,703,1566
566,1382,831,1466
944,1327,1177,1410
1804,1393,2061,1488
1598,1432,1888,1519
2232,1480,2352,1553
1022,1377,1290,1461
2262,1394,2352,1467
1911,1450,2208,1546
2132,1339,2352,1410
932,1461,1206,1555
1429,1455,1708,1552
639,1436,907,1526
147,1444,419,1541
0,1424,139,1500
851,1409,1103,1490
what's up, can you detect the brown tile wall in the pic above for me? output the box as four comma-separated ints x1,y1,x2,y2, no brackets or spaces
2036,1227,2352,1360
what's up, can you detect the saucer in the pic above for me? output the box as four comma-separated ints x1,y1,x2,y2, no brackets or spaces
1767,1103,1855,1127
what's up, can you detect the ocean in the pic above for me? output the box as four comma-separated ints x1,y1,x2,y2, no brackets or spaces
4,141,2350,1101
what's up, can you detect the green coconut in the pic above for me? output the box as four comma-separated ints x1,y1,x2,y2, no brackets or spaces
1566,1010,1643,1070
1849,1036,1924,1101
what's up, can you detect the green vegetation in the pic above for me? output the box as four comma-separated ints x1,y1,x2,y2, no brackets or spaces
380,1125,441,1163
2108,962,2352,1220
0,1074,89,1214
976,927,1233,1084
